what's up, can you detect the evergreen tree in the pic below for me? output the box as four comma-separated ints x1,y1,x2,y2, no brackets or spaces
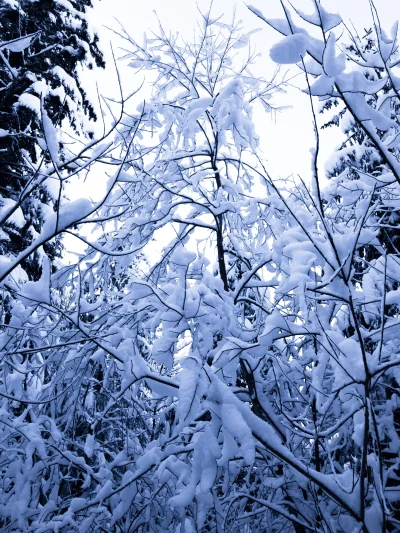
318,22,400,527
0,0,104,279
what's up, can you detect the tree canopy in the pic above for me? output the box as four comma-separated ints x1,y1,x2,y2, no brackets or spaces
0,1,399,532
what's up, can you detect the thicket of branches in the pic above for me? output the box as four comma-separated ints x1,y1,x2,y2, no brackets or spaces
1,1,400,532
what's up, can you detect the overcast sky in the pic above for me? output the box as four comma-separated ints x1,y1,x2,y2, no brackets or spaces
83,0,395,184
67,0,394,257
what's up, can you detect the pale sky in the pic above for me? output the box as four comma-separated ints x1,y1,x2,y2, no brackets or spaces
80,0,395,187
67,0,395,256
